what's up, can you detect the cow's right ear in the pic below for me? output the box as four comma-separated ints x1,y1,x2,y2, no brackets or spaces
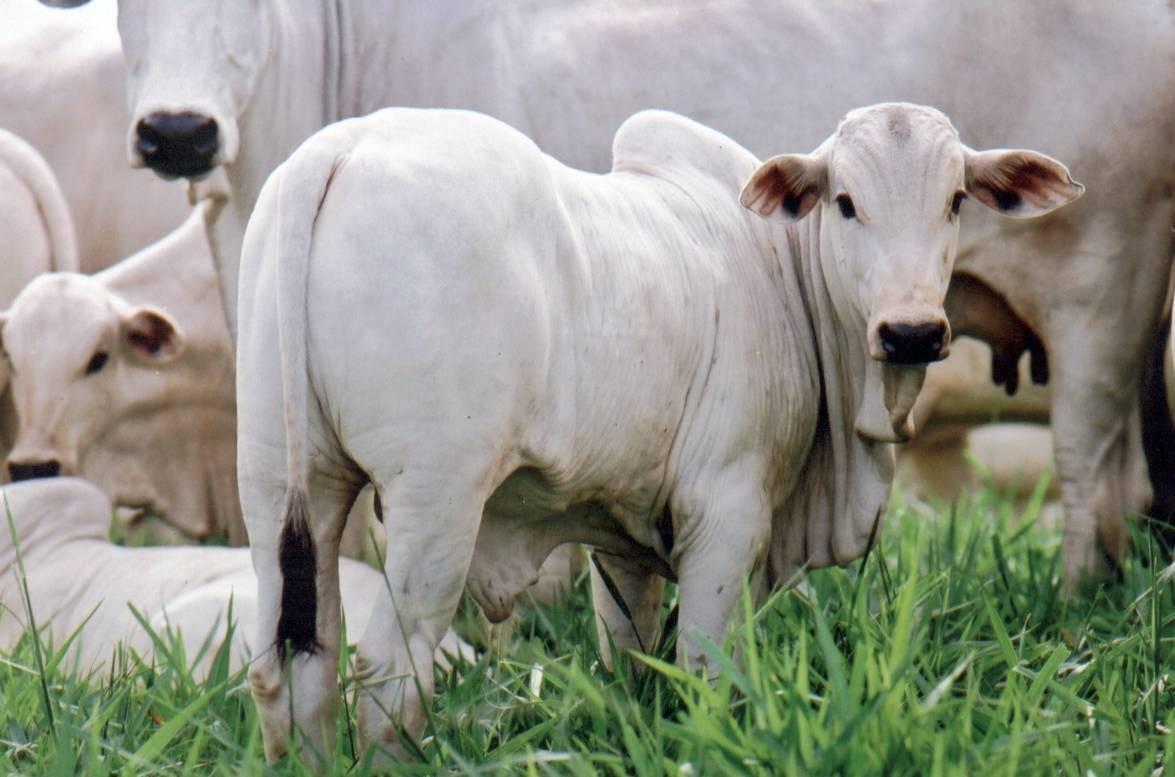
740,153,827,222
121,306,185,364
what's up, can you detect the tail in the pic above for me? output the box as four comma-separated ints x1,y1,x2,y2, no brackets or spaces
0,129,78,273
271,143,348,659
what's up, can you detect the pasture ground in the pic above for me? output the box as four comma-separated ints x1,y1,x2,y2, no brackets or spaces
1,479,1173,775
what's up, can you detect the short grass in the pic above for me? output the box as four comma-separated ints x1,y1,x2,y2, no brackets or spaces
2,481,1173,775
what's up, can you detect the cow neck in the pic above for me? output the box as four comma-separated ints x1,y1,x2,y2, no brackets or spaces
766,206,896,587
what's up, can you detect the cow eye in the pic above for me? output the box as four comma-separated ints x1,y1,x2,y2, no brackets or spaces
835,194,857,220
85,351,109,375
951,191,967,216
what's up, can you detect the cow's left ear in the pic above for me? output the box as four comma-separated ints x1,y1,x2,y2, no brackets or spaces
964,147,1084,219
740,153,827,222
122,306,185,364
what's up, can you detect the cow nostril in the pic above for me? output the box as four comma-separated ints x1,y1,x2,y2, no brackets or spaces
134,112,220,178
878,321,949,364
8,460,62,482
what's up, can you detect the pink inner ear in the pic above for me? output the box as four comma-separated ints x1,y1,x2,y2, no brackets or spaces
754,160,819,217
127,314,173,356
972,152,1080,214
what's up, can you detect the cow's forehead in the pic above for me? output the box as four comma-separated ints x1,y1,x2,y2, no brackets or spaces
828,103,962,189
8,275,115,343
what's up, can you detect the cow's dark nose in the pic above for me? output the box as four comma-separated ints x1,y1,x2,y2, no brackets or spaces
878,321,949,364
135,112,219,179
8,460,62,481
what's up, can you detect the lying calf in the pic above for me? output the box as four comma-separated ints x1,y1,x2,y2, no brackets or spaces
0,477,472,679
236,104,1081,762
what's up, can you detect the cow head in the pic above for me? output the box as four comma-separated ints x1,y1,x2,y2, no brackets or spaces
0,275,185,481
38,0,272,179
741,102,1083,441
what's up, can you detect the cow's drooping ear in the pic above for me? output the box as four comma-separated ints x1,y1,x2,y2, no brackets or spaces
964,147,1084,219
740,153,827,222
121,306,185,364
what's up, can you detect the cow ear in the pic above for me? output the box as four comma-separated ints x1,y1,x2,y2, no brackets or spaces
122,306,185,364
740,153,827,222
964,147,1084,219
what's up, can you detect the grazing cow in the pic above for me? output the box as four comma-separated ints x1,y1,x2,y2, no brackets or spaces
0,477,473,679
0,199,241,542
40,0,1173,587
0,0,187,271
235,105,1081,762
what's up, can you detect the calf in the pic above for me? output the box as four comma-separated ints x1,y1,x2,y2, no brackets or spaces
0,477,472,679
0,199,240,541
236,104,1082,763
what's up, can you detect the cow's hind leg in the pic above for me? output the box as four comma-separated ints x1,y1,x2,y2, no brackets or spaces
353,467,488,763
245,473,356,767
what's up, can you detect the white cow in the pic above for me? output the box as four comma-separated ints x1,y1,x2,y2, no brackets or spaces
0,128,78,299
40,0,1173,587
0,0,188,271
1,0,188,272
235,105,1081,763
0,477,473,679
0,199,241,542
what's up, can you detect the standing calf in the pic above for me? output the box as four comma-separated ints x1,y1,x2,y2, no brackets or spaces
236,104,1082,763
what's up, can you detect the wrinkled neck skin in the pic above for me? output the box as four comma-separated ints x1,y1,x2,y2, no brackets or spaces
767,207,924,585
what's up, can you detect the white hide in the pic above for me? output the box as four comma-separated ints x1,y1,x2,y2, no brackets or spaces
0,0,188,271
0,128,78,297
0,477,473,679
76,0,1175,587
235,106,1080,763
0,127,80,478
0,201,240,542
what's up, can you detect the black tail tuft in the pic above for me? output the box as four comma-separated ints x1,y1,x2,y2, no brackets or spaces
276,489,318,660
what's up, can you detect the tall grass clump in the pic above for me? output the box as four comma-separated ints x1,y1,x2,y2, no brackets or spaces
1,482,1171,775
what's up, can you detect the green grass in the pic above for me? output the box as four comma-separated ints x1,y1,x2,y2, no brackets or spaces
2,483,1173,775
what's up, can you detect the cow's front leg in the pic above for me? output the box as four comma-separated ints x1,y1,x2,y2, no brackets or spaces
244,474,355,768
590,551,665,670
354,469,486,764
671,463,771,674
